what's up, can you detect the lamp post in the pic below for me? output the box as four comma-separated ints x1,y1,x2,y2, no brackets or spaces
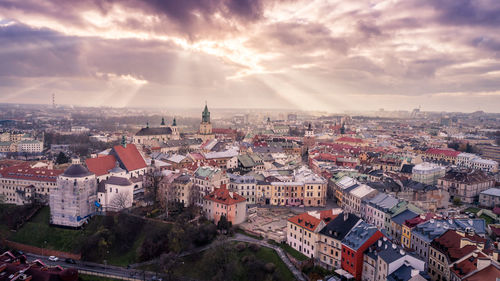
42,240,47,257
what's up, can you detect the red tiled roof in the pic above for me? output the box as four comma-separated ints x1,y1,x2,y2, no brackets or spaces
464,264,500,281
213,128,236,134
433,230,486,262
85,155,116,176
288,213,321,232
112,144,147,172
425,148,460,157
204,188,246,205
0,165,63,182
404,213,435,228
451,253,487,278
336,137,364,143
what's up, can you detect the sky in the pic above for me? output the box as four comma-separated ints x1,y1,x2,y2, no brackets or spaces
0,0,499,113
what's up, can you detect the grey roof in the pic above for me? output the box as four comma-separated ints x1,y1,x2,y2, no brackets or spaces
109,162,126,174
63,164,93,178
98,176,133,192
135,127,172,136
481,188,500,197
412,220,455,243
366,193,399,211
319,213,360,240
228,173,256,184
392,210,418,225
342,221,379,251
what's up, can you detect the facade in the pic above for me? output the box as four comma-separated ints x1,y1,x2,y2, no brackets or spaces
390,209,419,244
50,164,97,228
192,166,227,206
479,188,500,208
203,187,247,225
477,144,500,163
343,184,377,216
437,169,495,204
0,164,63,205
422,148,460,165
172,174,193,207
97,176,134,212
287,210,338,258
318,212,361,269
457,153,498,173
361,193,399,230
412,162,446,185
341,221,383,280
133,119,180,146
428,230,486,281
228,173,257,204
410,219,459,262
17,140,43,153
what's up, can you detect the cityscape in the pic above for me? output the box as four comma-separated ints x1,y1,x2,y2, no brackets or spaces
1,1,500,281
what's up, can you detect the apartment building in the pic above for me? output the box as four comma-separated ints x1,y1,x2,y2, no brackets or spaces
437,169,495,204
203,187,247,225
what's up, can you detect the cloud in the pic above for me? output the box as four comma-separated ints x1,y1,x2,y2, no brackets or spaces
0,0,499,112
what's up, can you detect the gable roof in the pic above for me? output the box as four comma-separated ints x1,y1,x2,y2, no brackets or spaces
288,213,322,232
392,209,419,225
342,221,380,251
112,144,147,172
135,127,172,136
85,155,117,176
319,212,360,240
204,188,246,205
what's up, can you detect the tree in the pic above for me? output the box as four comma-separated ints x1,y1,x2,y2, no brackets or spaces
145,169,164,204
110,192,131,211
453,197,462,206
217,214,231,234
189,184,202,206
159,252,180,281
55,151,70,164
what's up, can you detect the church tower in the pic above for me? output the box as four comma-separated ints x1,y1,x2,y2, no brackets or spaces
199,103,215,141
304,123,315,148
171,117,179,139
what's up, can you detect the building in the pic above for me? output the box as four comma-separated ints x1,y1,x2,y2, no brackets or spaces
479,188,500,208
287,209,339,258
457,153,498,173
390,209,419,244
401,213,434,250
428,229,487,281
0,164,63,205
362,238,426,281
318,212,361,269
17,140,43,153
437,169,495,204
203,187,247,225
171,174,193,207
0,251,79,281
133,118,180,146
422,148,460,165
411,219,457,262
477,144,500,163
412,162,445,185
97,176,134,212
303,123,316,148
361,193,399,230
228,173,257,204
85,143,148,180
192,166,227,206
343,184,377,217
198,103,215,142
341,221,384,280
49,164,97,228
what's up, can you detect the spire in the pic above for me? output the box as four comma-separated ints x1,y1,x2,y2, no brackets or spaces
202,103,210,123
121,135,127,148
146,121,149,128
172,117,177,126
161,117,165,126
267,117,271,123
308,123,312,130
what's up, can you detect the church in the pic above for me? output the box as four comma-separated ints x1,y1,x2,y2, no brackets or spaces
133,117,180,147
197,103,216,142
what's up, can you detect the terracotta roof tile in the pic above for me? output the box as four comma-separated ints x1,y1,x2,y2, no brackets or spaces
85,155,116,176
112,144,147,172
204,188,246,205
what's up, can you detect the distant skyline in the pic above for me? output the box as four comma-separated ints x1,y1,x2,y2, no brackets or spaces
1,0,500,112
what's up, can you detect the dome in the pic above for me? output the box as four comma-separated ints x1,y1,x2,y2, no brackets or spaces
63,164,93,177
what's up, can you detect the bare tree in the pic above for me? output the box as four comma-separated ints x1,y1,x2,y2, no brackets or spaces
110,192,131,211
145,169,164,205
189,184,202,207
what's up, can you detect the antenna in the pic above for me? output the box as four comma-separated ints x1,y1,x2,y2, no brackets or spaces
52,93,56,109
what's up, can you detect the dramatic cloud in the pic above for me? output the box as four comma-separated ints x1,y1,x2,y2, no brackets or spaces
0,0,499,112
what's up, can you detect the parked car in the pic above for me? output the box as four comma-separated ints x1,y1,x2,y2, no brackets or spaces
48,256,58,262
65,258,76,264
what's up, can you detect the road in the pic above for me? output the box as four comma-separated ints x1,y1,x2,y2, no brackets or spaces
24,252,159,281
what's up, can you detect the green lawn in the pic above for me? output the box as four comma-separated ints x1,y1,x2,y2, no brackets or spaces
9,207,86,253
174,242,295,281
465,207,480,214
8,207,148,267
276,242,309,262
479,214,494,225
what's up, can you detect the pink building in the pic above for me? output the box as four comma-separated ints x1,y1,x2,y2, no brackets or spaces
203,187,247,225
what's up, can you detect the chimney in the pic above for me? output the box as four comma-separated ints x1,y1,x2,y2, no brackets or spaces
410,269,419,277
477,258,491,271
344,212,349,221
400,249,405,255
378,240,382,247
392,244,396,249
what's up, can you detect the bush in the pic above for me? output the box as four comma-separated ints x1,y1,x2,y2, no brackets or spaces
236,242,247,252
248,243,261,252
264,262,276,273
